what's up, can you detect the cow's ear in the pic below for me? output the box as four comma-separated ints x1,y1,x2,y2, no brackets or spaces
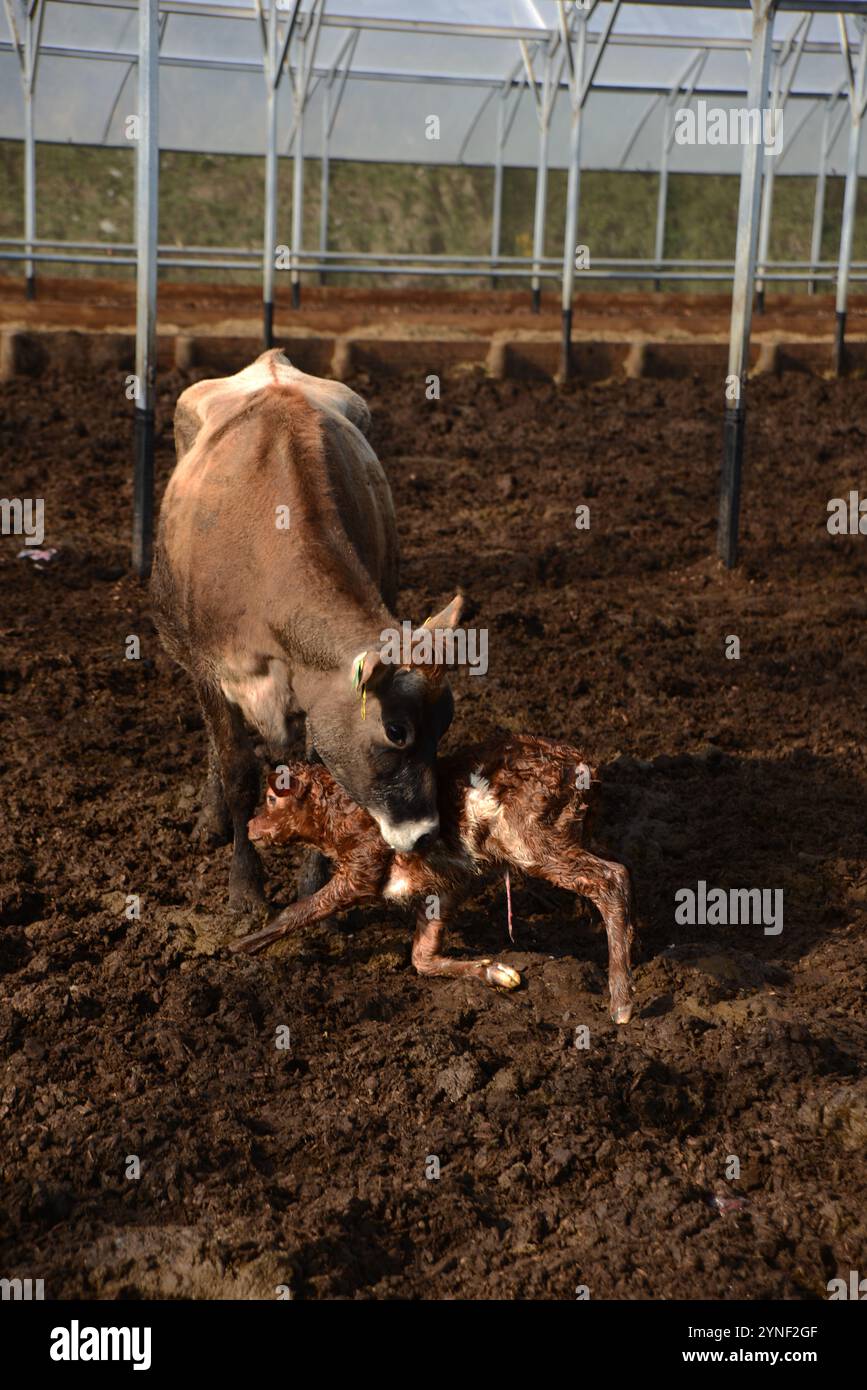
408,594,464,686
422,594,463,632
350,648,383,691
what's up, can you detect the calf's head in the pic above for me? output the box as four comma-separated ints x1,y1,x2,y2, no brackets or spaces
301,596,462,854
248,767,320,847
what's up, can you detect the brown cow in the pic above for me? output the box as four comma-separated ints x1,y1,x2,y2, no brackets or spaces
152,350,461,912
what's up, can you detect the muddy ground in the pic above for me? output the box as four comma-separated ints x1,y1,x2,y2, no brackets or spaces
0,357,865,1300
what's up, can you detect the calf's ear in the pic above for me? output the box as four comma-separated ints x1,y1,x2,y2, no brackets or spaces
269,768,306,798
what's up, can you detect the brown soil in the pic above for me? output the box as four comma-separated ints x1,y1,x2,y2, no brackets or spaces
3,273,867,341
0,357,865,1300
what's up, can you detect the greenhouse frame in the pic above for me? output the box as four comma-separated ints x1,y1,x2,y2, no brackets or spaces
4,0,867,570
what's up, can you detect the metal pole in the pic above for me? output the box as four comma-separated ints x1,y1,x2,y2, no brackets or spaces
756,18,810,312
23,33,35,300
835,28,867,375
809,96,847,295
491,95,505,290
755,156,776,314
755,60,780,314
718,0,775,570
560,17,588,379
490,62,525,293
319,81,329,286
559,0,618,378
810,102,831,294
133,0,159,580
654,105,671,292
647,51,708,293
531,114,549,312
262,1,277,347
4,0,44,300
291,35,305,309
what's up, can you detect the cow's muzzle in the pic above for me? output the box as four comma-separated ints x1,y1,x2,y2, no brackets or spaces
371,811,440,854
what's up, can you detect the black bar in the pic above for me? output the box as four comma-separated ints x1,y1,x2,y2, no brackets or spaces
291,280,301,310
132,407,155,580
263,299,274,349
718,404,746,569
756,287,765,315
834,308,846,376
531,286,541,314
560,305,572,380
25,273,35,301
9,1297,862,1374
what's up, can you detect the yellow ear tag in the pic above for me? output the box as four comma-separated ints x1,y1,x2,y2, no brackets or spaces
351,652,368,719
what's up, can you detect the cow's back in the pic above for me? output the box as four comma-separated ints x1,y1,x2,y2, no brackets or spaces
152,351,398,684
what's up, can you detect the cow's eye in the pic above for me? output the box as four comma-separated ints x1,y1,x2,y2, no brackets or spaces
385,722,408,747
266,793,277,807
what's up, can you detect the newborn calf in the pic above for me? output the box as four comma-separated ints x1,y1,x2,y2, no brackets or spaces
231,734,635,1024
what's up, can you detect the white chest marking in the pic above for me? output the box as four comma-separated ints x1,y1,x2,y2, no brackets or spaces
383,871,413,901
466,770,501,827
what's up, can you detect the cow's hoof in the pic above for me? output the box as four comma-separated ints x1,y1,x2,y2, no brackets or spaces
228,878,267,915
482,960,521,991
611,1002,633,1026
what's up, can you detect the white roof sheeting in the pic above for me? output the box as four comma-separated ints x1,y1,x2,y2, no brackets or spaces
2,1,867,174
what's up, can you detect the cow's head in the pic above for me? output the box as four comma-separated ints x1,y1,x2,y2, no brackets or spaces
302,595,462,853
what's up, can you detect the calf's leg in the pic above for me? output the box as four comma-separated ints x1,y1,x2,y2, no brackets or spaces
196,681,265,913
538,850,634,1024
411,899,521,991
230,874,369,955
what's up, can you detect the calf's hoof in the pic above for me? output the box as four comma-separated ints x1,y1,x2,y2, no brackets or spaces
611,1000,633,1026
482,959,521,991
229,924,280,955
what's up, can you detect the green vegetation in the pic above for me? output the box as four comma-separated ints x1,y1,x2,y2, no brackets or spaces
1,138,865,295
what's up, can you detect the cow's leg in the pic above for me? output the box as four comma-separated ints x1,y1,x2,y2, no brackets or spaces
411,898,521,991
193,737,232,846
197,682,265,913
296,720,331,899
538,850,634,1024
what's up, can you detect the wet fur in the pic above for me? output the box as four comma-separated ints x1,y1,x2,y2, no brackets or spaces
233,734,636,1022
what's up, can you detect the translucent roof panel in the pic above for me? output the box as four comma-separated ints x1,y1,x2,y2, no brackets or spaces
1,0,866,175
326,0,547,27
